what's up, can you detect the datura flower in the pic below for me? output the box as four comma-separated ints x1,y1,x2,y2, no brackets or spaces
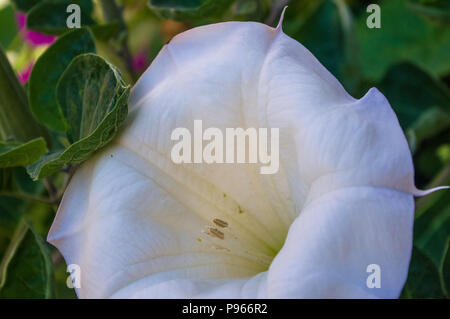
48,15,444,298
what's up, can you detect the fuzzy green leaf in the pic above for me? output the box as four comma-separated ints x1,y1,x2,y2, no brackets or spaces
27,54,129,180
28,28,96,132
0,138,47,168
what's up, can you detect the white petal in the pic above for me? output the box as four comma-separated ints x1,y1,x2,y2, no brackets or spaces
49,21,418,298
49,149,270,298
267,186,413,298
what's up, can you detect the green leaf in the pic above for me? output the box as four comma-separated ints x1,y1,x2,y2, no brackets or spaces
148,0,233,21
441,237,450,297
28,28,96,132
401,246,444,298
0,44,49,143
0,196,23,260
27,0,95,35
0,4,18,49
407,0,450,26
10,0,41,12
0,138,47,168
58,54,127,143
378,62,450,130
27,54,130,180
356,0,450,81
0,221,53,298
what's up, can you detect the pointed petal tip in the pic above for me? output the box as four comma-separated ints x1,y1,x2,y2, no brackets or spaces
413,185,449,197
360,87,384,102
46,217,64,247
276,6,288,30
46,230,58,247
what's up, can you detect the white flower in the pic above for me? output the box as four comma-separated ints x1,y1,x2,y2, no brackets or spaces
48,15,443,298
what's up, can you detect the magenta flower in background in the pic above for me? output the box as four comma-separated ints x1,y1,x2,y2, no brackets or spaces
16,12,56,47
131,51,149,73
17,63,33,84
14,12,56,84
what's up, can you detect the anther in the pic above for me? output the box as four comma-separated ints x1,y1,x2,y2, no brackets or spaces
207,227,225,240
212,218,228,228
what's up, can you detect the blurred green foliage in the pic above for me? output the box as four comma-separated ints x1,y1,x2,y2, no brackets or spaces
0,4,17,49
0,0,448,299
149,0,233,20
26,0,96,35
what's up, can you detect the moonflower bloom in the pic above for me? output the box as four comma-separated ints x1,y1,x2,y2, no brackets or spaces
48,15,444,298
